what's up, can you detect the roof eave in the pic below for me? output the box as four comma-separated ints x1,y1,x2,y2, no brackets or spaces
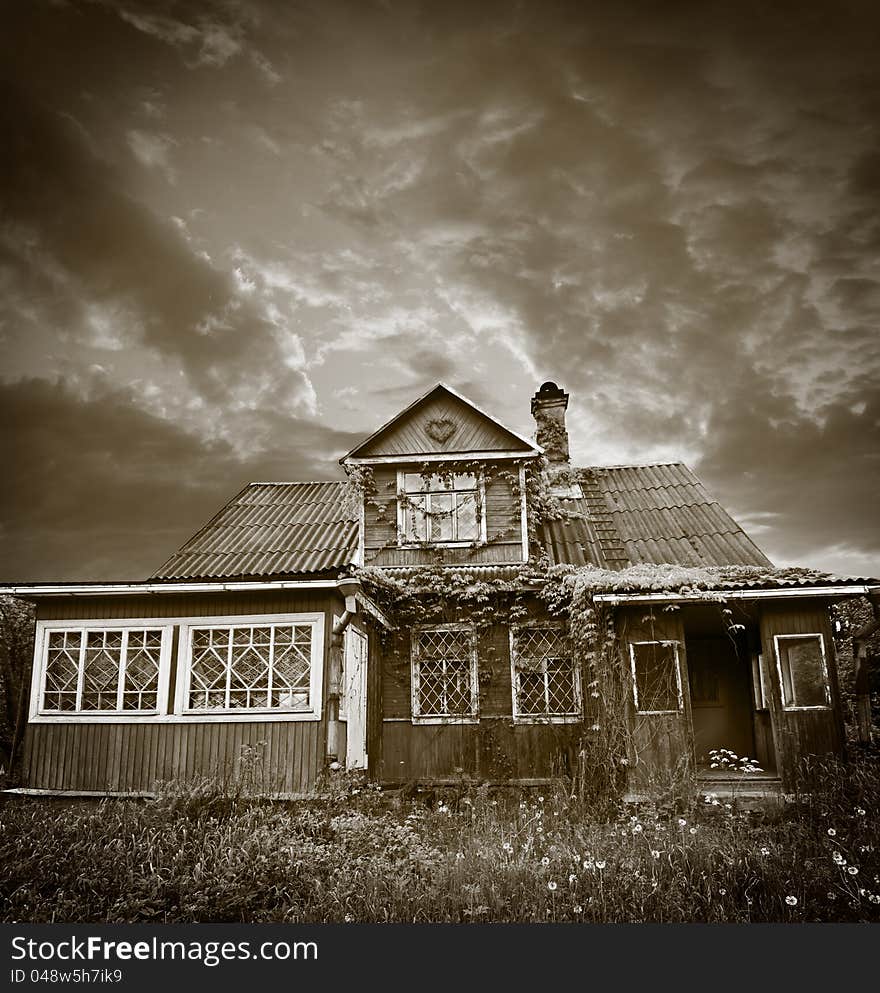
594,584,880,605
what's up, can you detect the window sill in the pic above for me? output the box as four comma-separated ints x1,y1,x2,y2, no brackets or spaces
30,712,322,725
397,541,480,550
512,715,584,725
411,717,479,725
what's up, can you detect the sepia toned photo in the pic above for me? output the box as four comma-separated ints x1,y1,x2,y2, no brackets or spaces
1,0,878,932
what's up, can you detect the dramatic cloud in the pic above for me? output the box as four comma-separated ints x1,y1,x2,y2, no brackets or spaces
1,0,878,579
0,378,361,581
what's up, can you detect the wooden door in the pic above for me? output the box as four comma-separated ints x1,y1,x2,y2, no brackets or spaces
759,602,845,787
343,626,369,770
619,607,694,791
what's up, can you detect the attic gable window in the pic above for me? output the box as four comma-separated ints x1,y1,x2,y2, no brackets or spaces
398,471,484,545
178,614,324,719
510,624,582,723
411,625,478,723
33,623,171,717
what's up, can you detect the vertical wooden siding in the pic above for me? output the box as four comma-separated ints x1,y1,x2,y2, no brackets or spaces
22,720,323,794
21,591,336,794
379,622,585,783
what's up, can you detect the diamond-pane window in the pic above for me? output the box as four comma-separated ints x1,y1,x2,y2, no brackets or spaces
40,627,164,713
400,473,482,544
186,621,316,712
412,627,477,720
511,626,581,720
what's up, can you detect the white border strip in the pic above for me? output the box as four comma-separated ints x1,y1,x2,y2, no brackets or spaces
2,578,355,596
595,585,877,604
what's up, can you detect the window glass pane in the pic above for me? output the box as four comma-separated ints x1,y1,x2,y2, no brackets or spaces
428,493,454,541
43,630,81,711
778,635,827,708
404,472,429,491
415,629,474,717
405,499,427,541
188,623,313,711
517,670,547,715
122,629,163,710
632,642,680,712
273,624,312,710
455,493,479,540
81,630,123,711
189,628,230,709
513,627,578,717
546,663,578,714
229,626,271,708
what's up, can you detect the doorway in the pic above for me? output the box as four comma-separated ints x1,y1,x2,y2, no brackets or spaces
687,636,755,768
343,626,368,770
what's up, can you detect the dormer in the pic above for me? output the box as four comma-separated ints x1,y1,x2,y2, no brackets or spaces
341,383,541,567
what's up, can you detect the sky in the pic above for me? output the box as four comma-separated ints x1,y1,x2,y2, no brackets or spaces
1,0,878,582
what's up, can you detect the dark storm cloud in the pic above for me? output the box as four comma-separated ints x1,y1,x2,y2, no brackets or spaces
1,0,879,579
0,378,361,582
0,84,311,413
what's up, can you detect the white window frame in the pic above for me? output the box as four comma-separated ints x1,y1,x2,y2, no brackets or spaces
411,623,479,725
751,651,770,711
175,612,325,722
509,622,582,724
396,470,487,548
629,640,684,715
29,619,174,723
773,633,831,711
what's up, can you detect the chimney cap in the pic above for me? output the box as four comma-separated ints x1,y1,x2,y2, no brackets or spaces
531,381,569,411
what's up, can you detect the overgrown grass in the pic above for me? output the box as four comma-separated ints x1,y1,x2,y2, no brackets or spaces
2,755,879,923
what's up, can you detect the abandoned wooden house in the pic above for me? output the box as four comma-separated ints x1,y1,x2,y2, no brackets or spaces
5,382,878,799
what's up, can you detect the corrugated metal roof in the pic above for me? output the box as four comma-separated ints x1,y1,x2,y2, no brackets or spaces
152,482,358,581
153,462,775,582
542,463,773,570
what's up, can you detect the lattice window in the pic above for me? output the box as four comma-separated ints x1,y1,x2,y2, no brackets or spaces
511,625,581,720
399,472,481,544
412,626,477,720
630,641,682,714
40,627,165,713
186,622,316,713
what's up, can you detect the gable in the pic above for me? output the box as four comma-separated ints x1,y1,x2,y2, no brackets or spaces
342,384,540,462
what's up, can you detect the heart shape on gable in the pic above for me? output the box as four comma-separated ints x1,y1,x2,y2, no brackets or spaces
425,417,457,444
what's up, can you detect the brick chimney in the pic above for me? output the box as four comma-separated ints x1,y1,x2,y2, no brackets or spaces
531,381,570,465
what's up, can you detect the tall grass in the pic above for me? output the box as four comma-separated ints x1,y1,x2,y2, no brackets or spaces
2,754,879,923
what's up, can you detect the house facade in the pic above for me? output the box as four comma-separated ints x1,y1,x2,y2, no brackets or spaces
6,382,878,797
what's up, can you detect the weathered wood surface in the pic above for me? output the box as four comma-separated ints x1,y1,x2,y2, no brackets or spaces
354,389,533,458
616,606,694,791
759,601,844,788
379,623,584,783
21,590,337,793
22,719,323,794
